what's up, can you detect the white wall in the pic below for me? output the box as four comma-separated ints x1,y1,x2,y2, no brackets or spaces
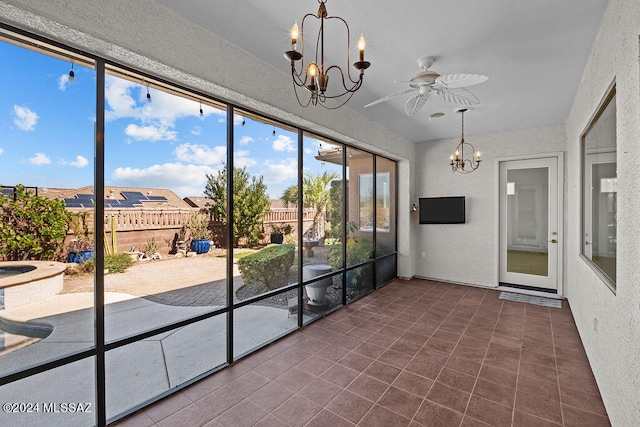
414,124,566,287
0,0,417,277
564,0,640,425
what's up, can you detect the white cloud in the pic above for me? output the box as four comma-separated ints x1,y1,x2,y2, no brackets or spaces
70,155,89,168
105,76,225,125
13,105,39,131
58,73,71,91
239,136,254,145
28,152,51,165
272,135,296,152
191,126,202,136
174,143,226,165
234,150,258,169
0,148,4,155
125,124,177,141
110,162,216,198
261,158,298,185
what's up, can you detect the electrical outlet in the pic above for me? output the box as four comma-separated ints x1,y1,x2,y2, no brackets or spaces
421,251,426,258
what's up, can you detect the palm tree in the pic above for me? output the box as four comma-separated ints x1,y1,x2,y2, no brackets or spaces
280,171,339,239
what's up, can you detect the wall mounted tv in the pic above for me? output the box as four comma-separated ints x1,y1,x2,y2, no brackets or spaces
419,196,466,224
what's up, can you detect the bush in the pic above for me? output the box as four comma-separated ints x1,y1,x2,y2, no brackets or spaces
0,185,71,260
237,244,295,291
104,253,133,273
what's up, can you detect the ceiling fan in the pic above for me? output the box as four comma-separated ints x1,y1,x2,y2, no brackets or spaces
364,56,489,116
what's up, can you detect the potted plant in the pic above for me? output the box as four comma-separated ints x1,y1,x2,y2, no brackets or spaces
67,238,95,264
328,222,372,288
124,245,143,262
269,223,291,244
187,213,212,254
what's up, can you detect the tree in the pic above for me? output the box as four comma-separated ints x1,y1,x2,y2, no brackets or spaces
0,185,72,260
280,171,339,239
205,165,270,247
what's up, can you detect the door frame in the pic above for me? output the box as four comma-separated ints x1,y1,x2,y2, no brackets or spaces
494,152,564,295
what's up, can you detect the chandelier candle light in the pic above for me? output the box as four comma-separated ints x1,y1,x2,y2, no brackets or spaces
450,108,481,173
284,0,371,109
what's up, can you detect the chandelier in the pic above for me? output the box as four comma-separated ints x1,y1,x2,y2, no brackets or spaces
450,108,481,173
284,0,371,109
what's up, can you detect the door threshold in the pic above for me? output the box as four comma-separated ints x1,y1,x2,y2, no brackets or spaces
498,283,563,299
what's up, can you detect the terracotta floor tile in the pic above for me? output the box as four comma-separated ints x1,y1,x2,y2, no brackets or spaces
363,360,402,384
337,351,375,372
195,385,244,418
360,404,412,426
305,409,355,427
392,370,433,398
346,373,390,402
465,395,513,427
517,373,560,401
326,390,375,424
445,355,482,377
214,399,268,427
366,332,398,348
156,402,216,427
426,381,471,414
226,370,271,397
473,378,516,407
298,377,343,406
513,410,562,427
519,361,558,384
352,341,387,359
247,381,294,411
514,389,563,424
377,385,423,419
377,348,413,369
413,399,464,426
144,391,191,423
271,395,321,426
562,403,612,427
296,354,334,376
559,386,608,416
436,367,477,393
478,365,517,389
111,411,155,427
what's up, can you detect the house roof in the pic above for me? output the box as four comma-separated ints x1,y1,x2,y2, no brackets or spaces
41,186,193,210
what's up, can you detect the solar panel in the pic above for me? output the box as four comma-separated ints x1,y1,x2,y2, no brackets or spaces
76,194,95,199
146,196,168,201
65,201,84,208
121,191,146,201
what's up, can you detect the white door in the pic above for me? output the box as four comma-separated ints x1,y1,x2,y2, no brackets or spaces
499,157,559,291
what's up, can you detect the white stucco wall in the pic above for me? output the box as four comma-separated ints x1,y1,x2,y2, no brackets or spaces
0,0,417,277
565,0,640,425
414,124,567,287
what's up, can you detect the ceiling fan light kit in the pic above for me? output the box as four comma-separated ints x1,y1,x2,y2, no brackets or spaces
364,55,488,116
284,0,370,109
450,108,481,174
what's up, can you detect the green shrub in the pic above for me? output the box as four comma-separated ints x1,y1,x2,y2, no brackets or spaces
237,244,295,290
104,252,133,274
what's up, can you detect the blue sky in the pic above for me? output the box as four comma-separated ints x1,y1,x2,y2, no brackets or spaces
0,40,339,199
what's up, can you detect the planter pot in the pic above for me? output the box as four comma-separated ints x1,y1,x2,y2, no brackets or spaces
67,250,94,264
190,239,211,254
125,251,142,262
177,240,187,252
270,233,284,244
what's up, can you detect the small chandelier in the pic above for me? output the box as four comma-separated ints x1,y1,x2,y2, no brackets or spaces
284,0,371,109
450,108,481,173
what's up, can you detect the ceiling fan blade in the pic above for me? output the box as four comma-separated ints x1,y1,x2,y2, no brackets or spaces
435,73,489,88
438,87,480,106
364,88,417,108
405,93,429,116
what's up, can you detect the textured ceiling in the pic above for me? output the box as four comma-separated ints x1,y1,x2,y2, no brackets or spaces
155,0,608,143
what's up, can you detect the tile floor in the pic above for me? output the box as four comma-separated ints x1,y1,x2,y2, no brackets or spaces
113,279,610,426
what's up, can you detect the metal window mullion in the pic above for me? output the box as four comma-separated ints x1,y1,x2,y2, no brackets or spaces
342,147,348,306
226,105,234,363
94,58,106,427
372,156,377,290
297,129,304,327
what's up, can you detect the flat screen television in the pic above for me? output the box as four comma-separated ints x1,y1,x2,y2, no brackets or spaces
419,196,465,224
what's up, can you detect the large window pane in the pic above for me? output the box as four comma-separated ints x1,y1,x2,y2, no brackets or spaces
0,37,96,373
346,148,374,299
302,135,344,316
0,358,95,427
106,317,227,419
582,89,616,288
103,70,228,342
